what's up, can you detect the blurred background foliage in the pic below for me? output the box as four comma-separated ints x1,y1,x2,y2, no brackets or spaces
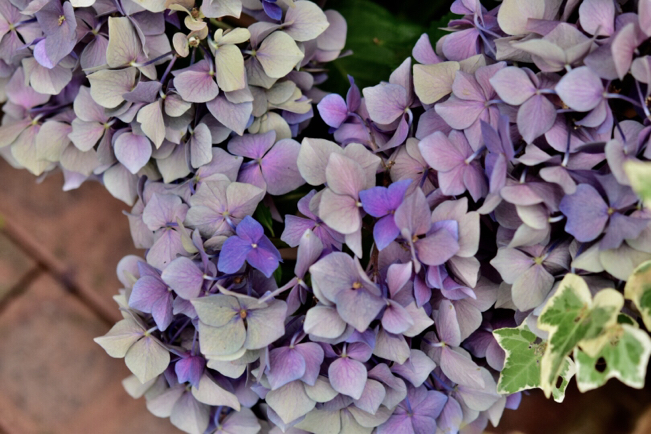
320,0,456,94
318,0,504,94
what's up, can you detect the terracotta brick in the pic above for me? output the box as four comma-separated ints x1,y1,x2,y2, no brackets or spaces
0,273,179,433
0,160,140,318
0,233,36,301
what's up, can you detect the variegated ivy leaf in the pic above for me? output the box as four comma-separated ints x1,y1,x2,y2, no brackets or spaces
574,321,651,392
624,260,651,330
493,322,574,403
537,274,623,398
624,160,651,208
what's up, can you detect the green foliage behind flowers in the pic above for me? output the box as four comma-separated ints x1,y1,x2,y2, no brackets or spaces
322,0,457,94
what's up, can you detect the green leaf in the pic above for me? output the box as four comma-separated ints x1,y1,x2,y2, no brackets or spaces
552,359,575,402
618,313,638,326
493,322,574,402
574,323,651,392
624,260,651,330
537,274,623,397
624,160,651,208
321,0,426,94
273,265,283,286
254,203,275,237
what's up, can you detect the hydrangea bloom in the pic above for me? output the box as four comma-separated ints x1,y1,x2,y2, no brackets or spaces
0,0,346,205
2,0,649,432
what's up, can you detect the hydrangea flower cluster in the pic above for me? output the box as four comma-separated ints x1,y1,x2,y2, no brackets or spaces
0,0,346,203
7,0,650,432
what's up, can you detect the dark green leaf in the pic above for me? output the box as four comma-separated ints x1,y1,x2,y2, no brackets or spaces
254,203,275,237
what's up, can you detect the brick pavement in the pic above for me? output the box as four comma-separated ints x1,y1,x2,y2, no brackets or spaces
0,160,179,433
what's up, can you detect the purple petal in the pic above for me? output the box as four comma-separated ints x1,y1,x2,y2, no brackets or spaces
391,350,436,388
517,94,556,144
235,215,265,242
246,239,281,278
440,346,485,388
335,288,385,332
151,292,174,331
411,391,446,432
463,161,488,201
317,93,348,128
579,0,615,36
243,299,287,350
451,71,485,102
176,356,205,388
328,357,367,400
416,109,452,140
442,27,481,61
261,139,304,195
129,275,167,312
394,188,432,237
387,262,413,298
123,81,163,104
490,67,536,106
162,257,204,300
142,193,187,231
600,213,650,250
319,189,362,235
281,215,316,247
295,229,324,278
206,95,252,136
262,0,282,20
363,83,408,125
559,184,609,242
382,300,415,334
412,33,440,65
137,100,166,148
228,131,275,160
218,236,252,273
317,10,347,52
237,163,266,191
309,252,358,302
346,76,362,112
325,153,366,198
352,379,386,415
555,66,604,111
437,396,462,433
377,414,413,434
304,304,347,339
512,263,554,311
374,215,400,251
295,343,325,386
611,23,639,80
435,96,485,130
490,247,534,284
174,61,219,103
114,132,152,174
437,300,461,347
416,229,460,267
267,347,307,390
419,131,466,172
